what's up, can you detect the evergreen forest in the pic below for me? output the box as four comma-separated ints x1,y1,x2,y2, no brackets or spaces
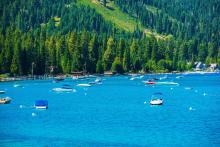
0,0,219,75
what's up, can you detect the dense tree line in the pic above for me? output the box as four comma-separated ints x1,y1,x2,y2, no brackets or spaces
1,27,219,75
0,0,219,75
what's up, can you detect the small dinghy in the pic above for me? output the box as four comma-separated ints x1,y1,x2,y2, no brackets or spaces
185,87,193,90
89,78,102,85
0,90,5,94
130,77,136,80
13,84,22,88
0,97,12,104
176,76,184,79
52,87,75,92
77,84,91,87
35,100,48,109
95,78,102,83
149,92,163,105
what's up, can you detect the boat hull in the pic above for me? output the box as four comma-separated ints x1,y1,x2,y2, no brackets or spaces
0,91,5,94
0,97,12,104
150,99,163,105
35,106,48,109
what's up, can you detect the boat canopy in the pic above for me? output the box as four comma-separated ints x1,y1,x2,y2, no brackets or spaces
151,92,163,99
35,100,48,106
153,92,163,95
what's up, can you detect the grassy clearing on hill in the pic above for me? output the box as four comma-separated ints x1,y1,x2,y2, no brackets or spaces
77,0,141,32
77,0,171,39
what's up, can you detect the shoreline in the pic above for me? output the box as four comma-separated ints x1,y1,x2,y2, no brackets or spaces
0,71,219,83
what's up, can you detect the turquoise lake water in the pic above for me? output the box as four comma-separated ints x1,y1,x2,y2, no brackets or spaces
0,73,220,146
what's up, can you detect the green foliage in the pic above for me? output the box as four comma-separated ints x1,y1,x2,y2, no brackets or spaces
111,57,123,73
103,37,115,70
0,0,218,76
96,60,104,74
198,43,207,62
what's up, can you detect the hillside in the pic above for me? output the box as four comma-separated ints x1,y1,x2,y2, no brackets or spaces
0,0,219,76
77,0,170,39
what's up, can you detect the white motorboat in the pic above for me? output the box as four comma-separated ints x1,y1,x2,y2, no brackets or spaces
150,99,163,105
13,84,22,88
52,87,76,92
149,92,163,105
176,76,184,79
77,84,91,87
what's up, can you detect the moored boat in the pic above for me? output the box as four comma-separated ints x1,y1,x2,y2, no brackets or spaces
52,87,76,92
0,90,5,94
150,99,163,105
89,78,102,85
144,81,156,84
77,84,91,87
35,100,48,109
0,97,12,104
176,76,184,79
149,92,163,105
13,84,22,88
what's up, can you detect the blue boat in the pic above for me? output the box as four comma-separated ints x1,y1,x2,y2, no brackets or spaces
35,100,48,109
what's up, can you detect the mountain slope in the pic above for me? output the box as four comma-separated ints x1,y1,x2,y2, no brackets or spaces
77,0,170,39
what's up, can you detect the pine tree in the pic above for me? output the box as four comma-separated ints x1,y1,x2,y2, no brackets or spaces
117,38,125,62
103,37,115,71
96,60,104,74
130,39,139,71
10,41,21,75
198,43,207,62
122,48,130,72
80,31,89,72
88,34,98,73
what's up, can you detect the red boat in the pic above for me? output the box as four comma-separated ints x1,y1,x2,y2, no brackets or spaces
145,81,156,84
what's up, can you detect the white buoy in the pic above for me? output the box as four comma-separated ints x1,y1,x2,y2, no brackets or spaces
189,107,195,111
19,105,23,108
203,93,207,96
32,112,37,117
144,101,147,104
170,88,173,90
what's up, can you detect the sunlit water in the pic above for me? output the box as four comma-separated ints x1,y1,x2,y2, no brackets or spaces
0,73,220,146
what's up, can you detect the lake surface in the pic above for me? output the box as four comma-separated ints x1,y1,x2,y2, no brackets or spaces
0,73,220,146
